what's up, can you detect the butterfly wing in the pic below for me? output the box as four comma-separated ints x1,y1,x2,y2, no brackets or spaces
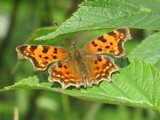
48,58,85,90
83,28,131,57
16,45,68,70
84,55,118,87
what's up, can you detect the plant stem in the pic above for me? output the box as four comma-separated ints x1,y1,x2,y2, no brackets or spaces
83,102,102,120
61,94,71,120
24,90,41,120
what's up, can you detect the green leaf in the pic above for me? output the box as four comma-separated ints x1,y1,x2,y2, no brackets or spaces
1,59,160,112
26,27,57,45
36,0,160,40
26,26,75,47
128,32,160,65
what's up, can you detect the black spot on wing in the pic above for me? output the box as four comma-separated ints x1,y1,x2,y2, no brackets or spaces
94,60,98,64
105,46,110,48
66,72,69,74
44,56,49,59
108,31,116,38
58,64,62,68
97,48,102,51
97,35,107,43
117,28,126,35
58,62,62,68
53,51,57,54
30,46,37,52
110,42,113,45
54,48,57,51
42,46,50,53
52,56,57,59
64,65,68,69
19,46,27,53
53,48,58,54
92,41,98,47
97,55,102,62
109,50,115,54
96,67,99,70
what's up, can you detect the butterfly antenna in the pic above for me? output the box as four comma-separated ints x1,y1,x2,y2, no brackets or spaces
71,16,81,49
54,21,64,34
71,40,77,49
78,16,81,29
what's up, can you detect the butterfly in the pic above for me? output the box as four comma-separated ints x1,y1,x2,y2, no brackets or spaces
16,28,131,90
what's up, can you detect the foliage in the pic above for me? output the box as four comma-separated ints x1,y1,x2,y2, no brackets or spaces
1,0,160,120
1,59,160,112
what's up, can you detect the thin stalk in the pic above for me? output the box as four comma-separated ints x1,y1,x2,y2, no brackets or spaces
61,94,72,120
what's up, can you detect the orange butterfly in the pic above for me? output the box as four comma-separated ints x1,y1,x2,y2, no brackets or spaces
16,28,131,90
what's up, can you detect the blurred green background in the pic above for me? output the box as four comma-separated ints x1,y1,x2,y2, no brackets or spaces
0,0,159,120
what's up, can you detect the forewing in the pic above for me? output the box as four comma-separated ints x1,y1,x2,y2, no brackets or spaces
83,28,131,57
16,45,68,70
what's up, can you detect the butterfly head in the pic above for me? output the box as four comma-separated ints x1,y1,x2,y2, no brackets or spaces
70,40,83,60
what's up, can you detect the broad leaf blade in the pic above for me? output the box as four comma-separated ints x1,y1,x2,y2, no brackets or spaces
36,0,160,40
128,32,160,65
2,59,160,112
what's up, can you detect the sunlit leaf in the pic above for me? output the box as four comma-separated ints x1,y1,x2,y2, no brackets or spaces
36,0,160,40
1,59,160,112
128,32,160,65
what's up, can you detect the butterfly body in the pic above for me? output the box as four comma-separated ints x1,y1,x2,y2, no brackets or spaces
16,28,131,90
